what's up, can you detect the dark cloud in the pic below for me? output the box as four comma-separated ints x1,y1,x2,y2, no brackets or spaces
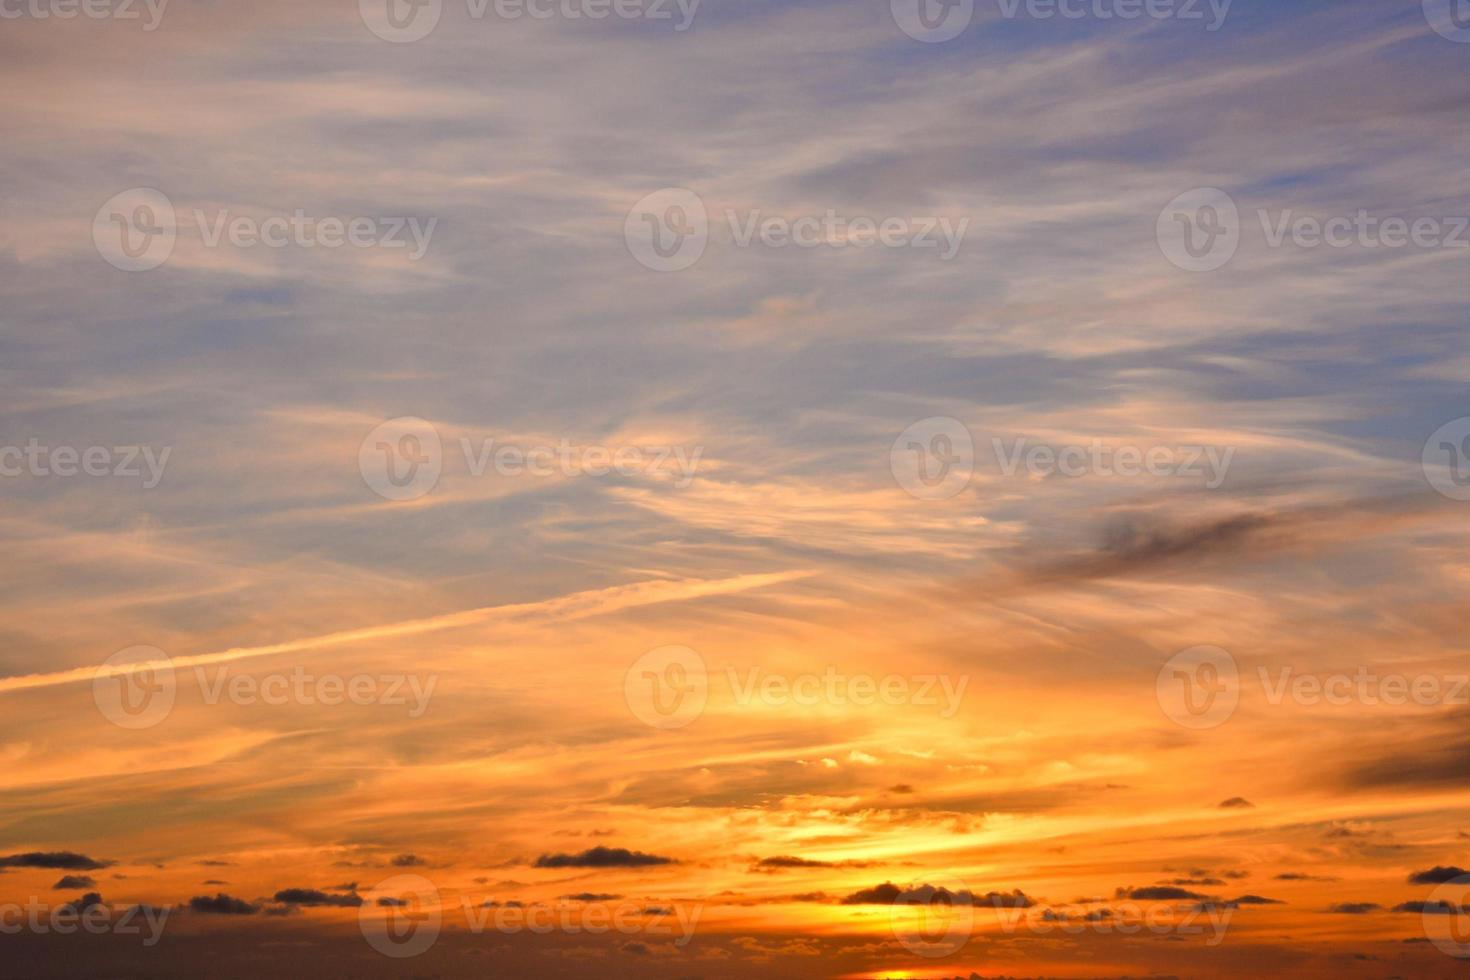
1231,894,1285,905
273,888,363,907
60,893,104,914
621,941,650,955
1408,866,1469,884
1218,797,1254,809
1118,886,1204,901
533,847,674,869
839,882,1032,908
1327,903,1382,914
53,875,96,890
189,894,260,915
1275,873,1337,881
756,856,831,869
391,854,422,867
0,852,112,871
561,893,622,902
1394,900,1466,914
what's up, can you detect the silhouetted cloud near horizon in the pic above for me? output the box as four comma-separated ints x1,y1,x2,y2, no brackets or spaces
53,875,96,890
189,893,260,915
534,847,674,869
839,882,1032,908
273,888,363,907
1327,902,1382,914
0,852,112,871
1408,865,1469,884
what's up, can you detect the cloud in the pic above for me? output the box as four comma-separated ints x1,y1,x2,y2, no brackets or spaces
839,883,1031,908
272,888,363,907
1408,866,1469,884
53,875,96,889
1219,797,1255,809
189,893,260,915
534,847,674,869
390,854,422,867
0,852,112,871
1231,894,1285,905
1394,900,1466,915
1118,886,1205,901
561,893,623,902
1327,903,1382,914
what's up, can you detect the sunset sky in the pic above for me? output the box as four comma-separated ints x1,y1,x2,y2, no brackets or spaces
4,0,1470,977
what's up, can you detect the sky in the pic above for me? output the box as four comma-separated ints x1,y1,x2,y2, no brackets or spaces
3,0,1470,976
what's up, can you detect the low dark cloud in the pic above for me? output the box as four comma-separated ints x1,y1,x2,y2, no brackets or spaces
1231,894,1284,905
1408,866,1469,884
1219,797,1254,809
0,852,112,871
1118,886,1204,901
561,893,622,902
391,854,422,867
839,882,1032,908
53,875,96,890
534,847,674,869
1394,900,1466,914
273,888,364,907
1327,903,1382,914
189,894,260,915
